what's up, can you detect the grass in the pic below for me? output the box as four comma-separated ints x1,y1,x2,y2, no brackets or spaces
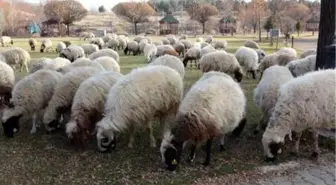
0,36,332,185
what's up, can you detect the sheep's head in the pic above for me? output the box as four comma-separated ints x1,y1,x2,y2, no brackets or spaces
262,131,285,162
10,40,13,45
123,46,128,55
96,120,116,152
40,44,45,53
59,48,74,62
2,108,22,138
234,67,244,82
160,131,183,171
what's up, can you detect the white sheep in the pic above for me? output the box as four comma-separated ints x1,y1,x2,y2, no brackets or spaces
182,46,201,67
56,58,104,74
0,60,15,105
139,39,149,54
0,36,13,47
124,41,139,56
102,35,113,43
179,34,187,40
1,70,62,137
160,71,246,171
79,32,95,40
255,49,266,63
235,46,259,79
148,54,185,78
88,49,120,62
277,47,297,58
144,43,157,63
200,45,216,58
286,54,316,77
95,65,183,152
253,65,293,133
258,53,296,78
200,51,244,82
244,40,260,49
162,38,170,45
262,69,335,161
300,49,316,58
205,35,213,43
166,36,177,45
28,58,52,73
133,35,144,43
93,56,120,72
43,67,104,132
40,39,52,53
106,38,119,50
89,37,105,49
59,44,85,62
173,42,185,57
80,44,99,56
56,41,66,54
65,71,123,143
1,47,31,72
117,36,127,50
201,42,209,49
214,40,228,49
153,41,163,46
180,40,192,50
28,38,37,51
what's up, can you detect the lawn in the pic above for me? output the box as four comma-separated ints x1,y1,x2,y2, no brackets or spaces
0,36,332,185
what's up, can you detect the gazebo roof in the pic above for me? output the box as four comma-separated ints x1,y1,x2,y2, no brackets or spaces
42,18,60,25
159,14,179,24
219,16,236,24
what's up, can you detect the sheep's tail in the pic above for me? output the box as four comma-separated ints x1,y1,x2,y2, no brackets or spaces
231,117,247,137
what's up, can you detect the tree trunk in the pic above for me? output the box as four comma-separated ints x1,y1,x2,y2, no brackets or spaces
253,24,256,33
258,17,261,42
67,24,70,36
315,0,335,70
202,22,205,34
134,23,138,35
266,31,269,39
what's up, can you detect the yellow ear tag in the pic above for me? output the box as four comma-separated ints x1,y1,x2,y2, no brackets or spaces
172,159,177,165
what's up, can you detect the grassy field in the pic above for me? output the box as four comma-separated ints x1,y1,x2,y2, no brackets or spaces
0,36,332,185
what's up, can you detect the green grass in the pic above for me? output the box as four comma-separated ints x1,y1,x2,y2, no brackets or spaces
0,36,332,185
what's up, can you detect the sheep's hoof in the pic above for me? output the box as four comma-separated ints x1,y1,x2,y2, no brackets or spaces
219,145,225,152
311,152,319,160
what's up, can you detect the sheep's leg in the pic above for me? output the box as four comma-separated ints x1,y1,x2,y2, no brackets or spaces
251,71,256,79
220,135,225,152
187,144,196,163
290,131,302,156
255,113,267,134
30,113,38,134
127,124,135,148
19,64,23,72
311,129,319,159
148,124,156,148
203,138,213,166
25,64,29,72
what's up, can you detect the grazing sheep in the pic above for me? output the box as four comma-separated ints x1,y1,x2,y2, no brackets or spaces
133,35,144,43
28,58,52,73
0,36,13,47
286,54,316,77
66,71,123,144
253,66,293,133
40,39,52,53
166,36,177,45
300,49,316,58
277,47,297,58
255,49,266,63
59,45,85,62
156,45,175,57
2,70,62,137
0,60,15,105
205,35,213,43
57,58,104,74
106,38,119,50
89,37,105,49
258,53,296,78
153,41,163,46
201,42,209,49
56,42,66,54
182,47,201,68
162,38,170,45
144,44,157,63
117,37,127,50
96,65,183,152
160,71,247,171
162,49,179,57
180,40,192,50
88,49,120,62
262,69,335,161
124,41,139,56
200,51,244,82
244,40,260,49
102,35,113,43
214,40,228,49
148,54,185,78
235,46,259,79
200,45,216,58
43,67,104,132
139,39,149,54
29,57,70,73
28,38,37,51
173,42,185,57
80,44,99,56
79,32,95,40
1,47,31,72
93,56,120,72
179,34,187,40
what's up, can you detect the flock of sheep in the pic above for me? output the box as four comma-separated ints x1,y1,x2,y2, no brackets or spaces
0,33,334,172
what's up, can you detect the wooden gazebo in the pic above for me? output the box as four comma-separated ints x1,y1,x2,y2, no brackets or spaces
159,13,179,35
219,16,237,36
306,15,319,35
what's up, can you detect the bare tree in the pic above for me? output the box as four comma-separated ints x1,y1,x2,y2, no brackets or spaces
251,0,267,41
187,3,219,34
112,2,155,35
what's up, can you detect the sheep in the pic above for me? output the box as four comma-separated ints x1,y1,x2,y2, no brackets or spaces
258,53,296,78
162,38,170,45
1,47,31,72
253,66,293,133
277,47,297,58
286,54,316,77
29,57,70,73
179,34,187,40
244,40,260,49
166,36,177,45
200,51,244,82
160,71,247,171
124,41,139,56
255,49,266,63
0,36,13,47
88,49,120,62
139,39,149,54
180,40,192,50
102,35,113,43
262,69,335,161
173,42,185,57
0,60,15,105
66,71,123,144
1,70,62,137
162,49,179,57
56,41,66,54
201,42,209,49
43,67,104,132
89,37,105,49
153,41,163,46
182,46,201,68
200,45,216,58
133,35,144,43
214,40,228,49
196,37,204,43
59,44,85,62
95,65,183,152
148,54,185,78
79,32,95,40
28,58,52,73
28,38,37,51
106,38,119,50
205,35,213,43
57,58,104,74
117,37,127,50
300,49,316,58
40,39,52,53
235,46,259,79
144,43,157,63
80,44,99,56
156,45,175,57
93,56,120,72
